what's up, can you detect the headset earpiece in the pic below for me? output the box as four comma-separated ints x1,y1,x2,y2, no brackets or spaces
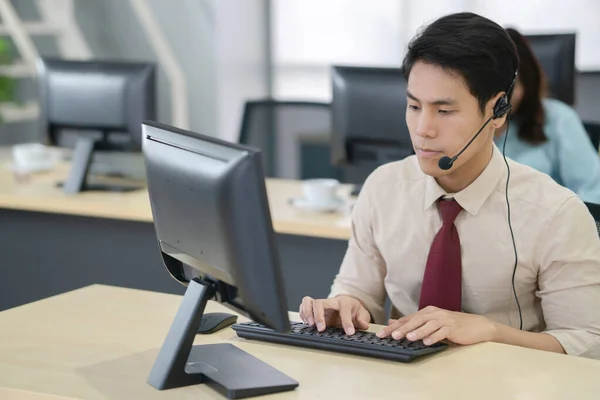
493,96,512,119
493,74,517,119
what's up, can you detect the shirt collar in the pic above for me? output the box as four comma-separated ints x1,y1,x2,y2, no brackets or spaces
423,145,505,216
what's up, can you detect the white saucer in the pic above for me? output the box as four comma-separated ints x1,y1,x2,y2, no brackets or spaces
289,196,344,213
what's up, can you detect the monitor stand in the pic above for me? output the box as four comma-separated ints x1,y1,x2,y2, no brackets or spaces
147,277,299,399
60,136,143,194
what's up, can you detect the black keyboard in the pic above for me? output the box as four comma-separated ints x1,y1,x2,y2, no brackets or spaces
231,321,448,363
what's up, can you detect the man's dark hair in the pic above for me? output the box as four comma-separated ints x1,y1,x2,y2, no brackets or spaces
402,12,519,114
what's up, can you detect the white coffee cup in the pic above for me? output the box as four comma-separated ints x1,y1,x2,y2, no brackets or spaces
302,179,340,205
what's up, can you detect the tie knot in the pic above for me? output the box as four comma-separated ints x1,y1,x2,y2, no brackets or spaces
438,198,463,225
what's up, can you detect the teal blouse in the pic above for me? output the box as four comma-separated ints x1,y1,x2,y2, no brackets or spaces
494,98,600,204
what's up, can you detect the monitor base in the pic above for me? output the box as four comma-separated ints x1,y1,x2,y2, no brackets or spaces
185,342,298,399
60,136,144,194
56,181,142,193
147,278,298,399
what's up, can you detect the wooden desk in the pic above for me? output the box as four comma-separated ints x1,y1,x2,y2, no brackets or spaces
0,152,352,240
0,150,350,312
1,285,599,400
0,388,79,400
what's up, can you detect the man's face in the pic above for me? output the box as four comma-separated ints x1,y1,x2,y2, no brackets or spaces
406,61,498,179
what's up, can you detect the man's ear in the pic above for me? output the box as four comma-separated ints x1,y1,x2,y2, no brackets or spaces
488,92,509,128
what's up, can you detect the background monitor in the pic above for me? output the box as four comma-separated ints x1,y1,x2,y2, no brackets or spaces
330,66,413,191
142,121,297,397
526,33,576,105
36,57,156,193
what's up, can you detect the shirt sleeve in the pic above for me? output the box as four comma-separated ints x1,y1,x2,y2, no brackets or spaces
536,196,600,359
553,105,600,204
328,172,387,324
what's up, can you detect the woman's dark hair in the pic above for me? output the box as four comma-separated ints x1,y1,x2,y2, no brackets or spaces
402,12,518,115
505,27,548,144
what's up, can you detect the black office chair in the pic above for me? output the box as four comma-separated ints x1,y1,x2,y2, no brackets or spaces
583,122,600,152
584,202,600,237
238,100,341,180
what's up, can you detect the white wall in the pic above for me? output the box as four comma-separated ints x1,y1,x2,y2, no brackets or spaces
272,0,402,100
6,1,269,143
272,0,600,101
208,0,270,141
472,0,600,71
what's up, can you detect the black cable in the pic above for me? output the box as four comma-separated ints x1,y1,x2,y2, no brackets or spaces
501,111,523,330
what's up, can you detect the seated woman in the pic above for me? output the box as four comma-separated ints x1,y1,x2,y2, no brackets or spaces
495,28,600,204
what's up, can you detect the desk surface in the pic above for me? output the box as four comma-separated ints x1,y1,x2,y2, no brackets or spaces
0,150,352,240
0,388,80,400
0,285,599,400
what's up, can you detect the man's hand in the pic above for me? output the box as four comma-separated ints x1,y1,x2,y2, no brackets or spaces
376,306,496,346
299,295,371,335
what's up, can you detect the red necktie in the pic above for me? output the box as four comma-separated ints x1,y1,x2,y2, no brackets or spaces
419,198,463,311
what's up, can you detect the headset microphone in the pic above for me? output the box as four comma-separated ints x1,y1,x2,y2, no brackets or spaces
438,155,454,170
437,88,514,171
438,115,495,170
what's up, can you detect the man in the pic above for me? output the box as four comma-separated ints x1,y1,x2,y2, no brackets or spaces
299,12,600,358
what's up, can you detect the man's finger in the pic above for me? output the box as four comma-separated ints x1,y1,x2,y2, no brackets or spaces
377,316,410,338
354,307,371,330
298,301,306,323
312,300,327,331
391,314,431,340
423,326,451,346
405,319,441,341
354,318,369,330
300,296,314,325
339,304,355,335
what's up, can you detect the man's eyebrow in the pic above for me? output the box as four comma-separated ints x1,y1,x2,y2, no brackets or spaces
406,90,419,102
406,90,457,106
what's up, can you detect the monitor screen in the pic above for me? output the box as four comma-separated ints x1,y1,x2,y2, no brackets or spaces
331,65,413,185
142,121,290,332
37,58,156,152
526,33,576,105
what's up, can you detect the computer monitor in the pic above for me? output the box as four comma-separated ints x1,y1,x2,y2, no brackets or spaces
526,33,576,105
330,66,413,194
36,57,156,193
142,121,298,398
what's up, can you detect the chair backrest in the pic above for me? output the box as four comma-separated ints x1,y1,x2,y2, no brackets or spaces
238,100,338,180
583,122,600,152
584,202,600,237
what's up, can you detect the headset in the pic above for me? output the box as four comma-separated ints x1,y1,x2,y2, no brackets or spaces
438,73,523,330
438,76,515,170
